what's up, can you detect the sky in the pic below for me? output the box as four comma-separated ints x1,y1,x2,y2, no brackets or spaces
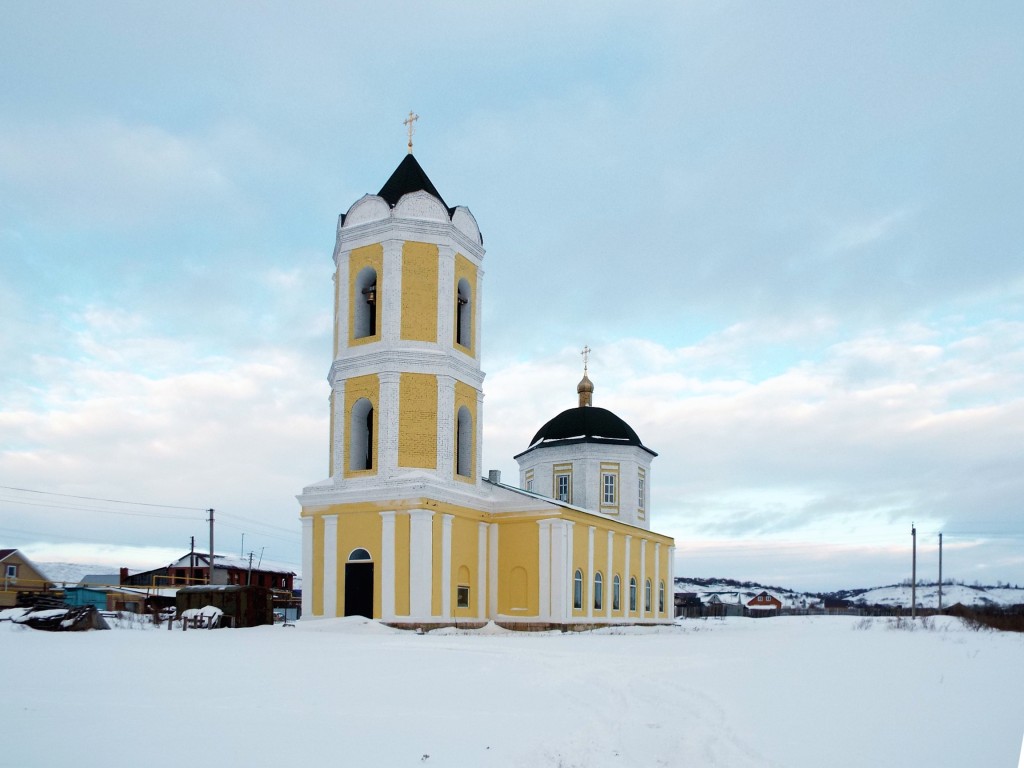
1,2,1022,591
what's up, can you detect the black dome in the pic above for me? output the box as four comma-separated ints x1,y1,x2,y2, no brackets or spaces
515,406,657,459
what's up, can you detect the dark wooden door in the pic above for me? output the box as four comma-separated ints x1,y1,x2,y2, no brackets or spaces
344,562,374,618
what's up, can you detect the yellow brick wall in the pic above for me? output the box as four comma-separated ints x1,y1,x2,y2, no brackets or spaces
401,241,439,342
398,373,437,468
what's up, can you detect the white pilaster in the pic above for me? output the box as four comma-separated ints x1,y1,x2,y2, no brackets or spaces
550,521,567,621
474,389,484,486
381,239,402,345
587,526,595,619
477,522,488,619
409,509,434,618
606,530,614,620
301,517,313,619
640,538,648,618
378,371,400,478
488,523,499,619
624,534,632,616
380,511,396,620
669,546,676,617
564,521,575,619
331,379,345,482
323,515,338,618
537,520,552,621
437,244,455,348
437,375,455,481
655,542,661,617
441,514,454,619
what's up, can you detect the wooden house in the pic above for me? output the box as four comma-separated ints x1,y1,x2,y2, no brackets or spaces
0,549,53,608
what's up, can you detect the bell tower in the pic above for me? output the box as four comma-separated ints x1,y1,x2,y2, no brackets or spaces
328,153,486,491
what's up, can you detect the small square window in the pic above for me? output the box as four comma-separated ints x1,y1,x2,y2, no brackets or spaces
5,564,16,578
456,585,470,608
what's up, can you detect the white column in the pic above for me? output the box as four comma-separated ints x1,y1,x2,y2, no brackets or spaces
477,522,488,620
564,521,575,620
488,523,499,619
380,511,396,620
624,534,632,617
586,526,595,619
537,520,552,621
323,515,338,618
655,542,662,617
331,379,344,481
409,509,434,618
441,514,454,619
381,239,402,345
550,522,567,621
640,539,648,619
474,390,484,486
301,517,313,619
437,376,455,481
378,371,400,478
669,546,676,617
606,530,614,620
437,244,455,348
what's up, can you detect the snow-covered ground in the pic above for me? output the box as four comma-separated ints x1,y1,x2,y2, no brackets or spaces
2,614,1022,767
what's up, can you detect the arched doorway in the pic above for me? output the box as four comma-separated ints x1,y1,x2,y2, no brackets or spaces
344,548,374,618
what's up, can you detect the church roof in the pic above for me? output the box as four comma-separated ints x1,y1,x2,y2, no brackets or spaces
377,153,451,212
514,406,657,459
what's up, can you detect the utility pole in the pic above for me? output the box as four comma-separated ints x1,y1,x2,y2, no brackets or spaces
247,551,254,586
911,523,917,619
938,532,943,612
207,508,215,585
189,536,195,585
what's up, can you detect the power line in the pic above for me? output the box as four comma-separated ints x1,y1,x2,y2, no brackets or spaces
0,498,198,521
0,484,206,512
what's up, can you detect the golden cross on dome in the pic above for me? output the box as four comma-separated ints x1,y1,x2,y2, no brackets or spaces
581,345,591,374
403,110,419,154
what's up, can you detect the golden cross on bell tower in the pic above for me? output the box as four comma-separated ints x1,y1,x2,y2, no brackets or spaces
403,110,419,154
581,345,591,374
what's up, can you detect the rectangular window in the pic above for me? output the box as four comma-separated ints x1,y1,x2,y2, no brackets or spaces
553,463,572,503
5,564,17,578
638,470,645,510
600,462,619,510
525,469,535,493
603,474,616,505
457,585,470,608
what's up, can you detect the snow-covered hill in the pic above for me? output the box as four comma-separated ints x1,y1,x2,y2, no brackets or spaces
676,577,1024,610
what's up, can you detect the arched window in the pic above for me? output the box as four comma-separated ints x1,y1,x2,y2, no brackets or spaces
659,580,665,614
645,579,652,613
613,574,621,611
455,278,471,350
354,267,378,339
573,569,583,610
456,405,473,478
629,577,637,612
593,572,603,611
349,398,374,471
347,548,372,561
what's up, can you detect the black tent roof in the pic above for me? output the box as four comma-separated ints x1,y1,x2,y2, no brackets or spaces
377,153,450,211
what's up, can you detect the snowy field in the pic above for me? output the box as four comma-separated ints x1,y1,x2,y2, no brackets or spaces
2,615,1022,767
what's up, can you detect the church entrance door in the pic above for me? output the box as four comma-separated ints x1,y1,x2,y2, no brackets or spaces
344,562,374,618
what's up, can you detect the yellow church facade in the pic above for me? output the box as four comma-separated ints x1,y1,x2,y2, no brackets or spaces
298,152,675,629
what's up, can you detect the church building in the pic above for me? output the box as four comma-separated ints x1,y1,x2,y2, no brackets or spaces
297,147,675,628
